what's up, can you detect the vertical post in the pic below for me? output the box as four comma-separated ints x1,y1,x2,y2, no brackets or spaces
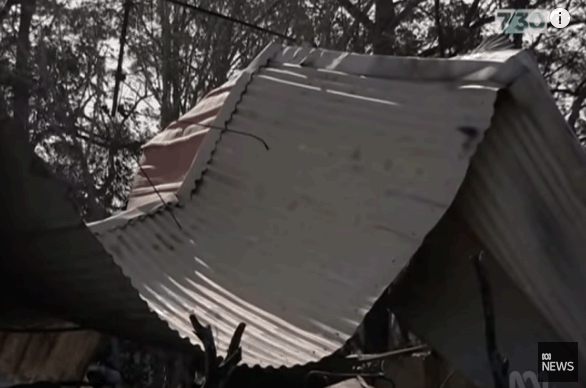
112,0,133,117
472,252,509,388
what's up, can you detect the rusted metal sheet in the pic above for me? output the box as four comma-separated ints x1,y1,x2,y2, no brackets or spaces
90,43,519,367
0,329,102,382
127,81,236,209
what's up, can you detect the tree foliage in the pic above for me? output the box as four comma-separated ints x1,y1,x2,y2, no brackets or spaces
1,0,584,220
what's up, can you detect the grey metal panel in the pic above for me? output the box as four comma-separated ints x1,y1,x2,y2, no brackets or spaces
92,44,504,367
388,52,586,388
272,45,522,84
457,69,586,364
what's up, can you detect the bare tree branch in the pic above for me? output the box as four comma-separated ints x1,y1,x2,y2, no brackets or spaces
337,0,375,32
568,80,586,131
383,0,425,33
463,0,482,28
338,0,375,50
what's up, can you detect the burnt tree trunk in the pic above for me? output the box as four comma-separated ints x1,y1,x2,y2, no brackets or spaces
373,0,395,54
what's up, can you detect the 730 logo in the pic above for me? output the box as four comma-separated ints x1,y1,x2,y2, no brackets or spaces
495,9,549,35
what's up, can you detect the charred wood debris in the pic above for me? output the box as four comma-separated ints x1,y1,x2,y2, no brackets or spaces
4,311,425,388
5,250,507,388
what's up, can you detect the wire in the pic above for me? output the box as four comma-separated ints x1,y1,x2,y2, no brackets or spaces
130,120,269,230
131,153,183,230
196,121,270,150
164,0,296,43
346,344,428,362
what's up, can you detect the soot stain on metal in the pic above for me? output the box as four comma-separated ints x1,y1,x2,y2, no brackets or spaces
168,232,183,245
116,235,134,252
457,126,479,152
154,232,175,251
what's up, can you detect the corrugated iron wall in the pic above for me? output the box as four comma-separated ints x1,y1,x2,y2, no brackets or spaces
458,71,586,364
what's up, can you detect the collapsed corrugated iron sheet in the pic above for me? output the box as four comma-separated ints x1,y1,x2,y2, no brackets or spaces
456,54,586,364
385,51,586,388
89,43,525,368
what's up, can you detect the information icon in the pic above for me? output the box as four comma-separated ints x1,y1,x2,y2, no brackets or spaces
550,8,571,28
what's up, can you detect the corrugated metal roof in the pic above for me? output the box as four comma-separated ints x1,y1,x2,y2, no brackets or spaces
456,52,586,364
90,43,523,368
386,51,586,388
